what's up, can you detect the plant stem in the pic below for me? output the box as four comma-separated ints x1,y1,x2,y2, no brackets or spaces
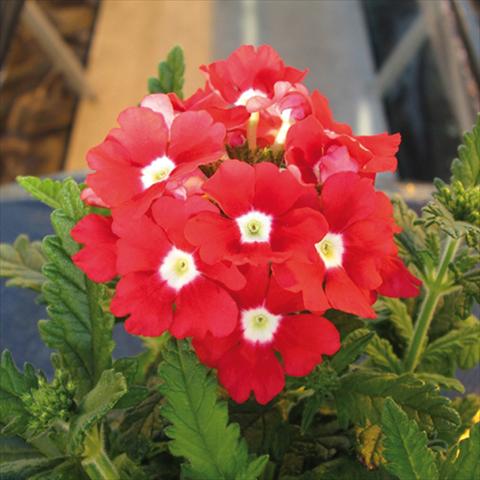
403,236,460,372
81,426,119,480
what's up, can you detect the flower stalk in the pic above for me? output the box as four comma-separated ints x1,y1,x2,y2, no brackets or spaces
81,426,119,480
404,236,461,372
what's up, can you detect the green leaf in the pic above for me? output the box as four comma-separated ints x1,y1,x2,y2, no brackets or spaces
440,423,480,480
158,339,268,480
17,176,63,209
0,436,43,462
330,328,374,374
415,373,464,393
457,316,480,369
335,370,460,441
0,457,65,480
377,298,413,343
0,351,38,436
381,398,438,480
0,235,45,291
419,323,480,372
148,46,185,98
68,369,127,454
38,179,115,398
451,394,480,440
451,115,480,188
391,196,427,273
365,335,403,374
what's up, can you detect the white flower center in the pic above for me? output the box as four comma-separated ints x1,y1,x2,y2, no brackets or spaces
159,247,199,290
315,233,344,269
234,88,268,106
241,307,281,344
274,108,294,145
236,210,273,243
141,156,176,189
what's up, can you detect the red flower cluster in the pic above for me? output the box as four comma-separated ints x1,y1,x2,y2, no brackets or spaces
72,45,420,404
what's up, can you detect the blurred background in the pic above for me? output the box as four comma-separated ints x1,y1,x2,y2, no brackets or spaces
0,0,479,379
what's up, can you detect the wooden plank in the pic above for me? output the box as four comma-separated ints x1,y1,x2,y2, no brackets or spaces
66,0,212,171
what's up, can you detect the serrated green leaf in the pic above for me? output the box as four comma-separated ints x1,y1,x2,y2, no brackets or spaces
16,176,63,209
457,316,480,370
415,373,464,393
365,335,403,374
382,398,438,480
148,46,185,98
335,370,460,441
158,339,268,480
391,196,427,273
355,422,384,470
0,235,45,291
377,298,413,343
38,179,115,399
28,459,88,480
68,369,127,454
0,351,38,436
308,456,394,479
440,423,480,480
330,328,374,374
0,436,43,463
451,394,480,438
419,324,480,372
451,115,480,188
0,457,65,480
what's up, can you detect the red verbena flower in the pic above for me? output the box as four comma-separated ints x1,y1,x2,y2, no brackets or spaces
201,44,306,113
86,105,225,207
110,196,245,339
193,265,340,404
185,159,324,265
274,172,420,317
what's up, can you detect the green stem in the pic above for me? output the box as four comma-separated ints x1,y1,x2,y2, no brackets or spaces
81,426,119,480
403,237,460,372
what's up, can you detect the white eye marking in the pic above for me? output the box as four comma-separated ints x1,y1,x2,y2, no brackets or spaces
241,307,281,344
234,88,268,106
315,233,344,269
159,247,199,290
236,210,273,243
141,156,176,189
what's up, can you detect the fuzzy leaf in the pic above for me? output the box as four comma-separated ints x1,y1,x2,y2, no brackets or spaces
355,422,384,470
336,370,460,440
451,115,480,188
440,423,480,480
148,46,185,98
381,398,438,480
419,324,480,372
365,335,403,374
451,394,480,440
0,457,65,480
377,298,413,343
457,316,480,369
0,235,45,291
17,176,63,209
330,328,374,374
38,180,115,398
158,340,268,480
0,436,43,462
68,369,127,454
415,373,464,393
0,351,38,436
